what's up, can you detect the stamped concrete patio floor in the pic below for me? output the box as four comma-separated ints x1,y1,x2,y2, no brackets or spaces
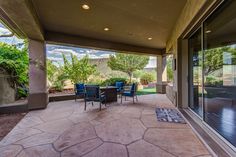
0,94,212,157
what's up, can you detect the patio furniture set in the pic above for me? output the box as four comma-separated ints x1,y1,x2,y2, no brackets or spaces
75,82,138,111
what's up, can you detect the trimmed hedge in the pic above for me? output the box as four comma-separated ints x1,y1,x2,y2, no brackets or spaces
101,77,128,86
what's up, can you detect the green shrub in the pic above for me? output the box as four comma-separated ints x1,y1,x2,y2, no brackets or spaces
101,77,128,86
87,73,104,85
205,76,223,86
167,56,174,82
133,70,145,78
0,42,28,85
107,71,128,79
47,60,58,86
0,42,29,99
16,86,28,98
62,54,96,83
47,63,67,91
54,81,64,92
140,72,155,85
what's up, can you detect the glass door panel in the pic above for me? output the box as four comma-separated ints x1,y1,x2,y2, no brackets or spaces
189,29,203,117
203,0,236,147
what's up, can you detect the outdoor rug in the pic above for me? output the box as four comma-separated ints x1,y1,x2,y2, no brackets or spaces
155,108,186,124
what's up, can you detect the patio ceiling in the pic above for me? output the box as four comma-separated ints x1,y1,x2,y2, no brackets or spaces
0,0,187,54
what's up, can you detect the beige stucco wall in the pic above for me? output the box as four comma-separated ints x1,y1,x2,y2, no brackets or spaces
166,0,221,106
164,1,236,155
165,0,208,107
166,0,207,52
166,0,206,93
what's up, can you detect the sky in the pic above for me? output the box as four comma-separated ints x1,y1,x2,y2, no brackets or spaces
46,44,115,66
46,44,157,68
0,22,156,68
0,23,24,46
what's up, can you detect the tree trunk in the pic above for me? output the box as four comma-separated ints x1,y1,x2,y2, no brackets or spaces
128,72,133,83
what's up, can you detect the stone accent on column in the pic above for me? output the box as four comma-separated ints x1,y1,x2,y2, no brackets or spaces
28,39,48,110
156,55,167,94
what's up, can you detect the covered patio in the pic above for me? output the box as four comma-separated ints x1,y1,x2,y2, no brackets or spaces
0,94,211,157
0,0,179,111
1,0,235,156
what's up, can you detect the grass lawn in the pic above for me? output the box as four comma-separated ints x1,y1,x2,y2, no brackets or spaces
137,87,156,95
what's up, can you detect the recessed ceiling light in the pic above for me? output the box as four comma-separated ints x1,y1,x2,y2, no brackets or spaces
148,37,152,40
206,30,211,33
104,27,110,31
82,4,90,10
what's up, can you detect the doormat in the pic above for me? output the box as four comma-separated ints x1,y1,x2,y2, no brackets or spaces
155,108,186,124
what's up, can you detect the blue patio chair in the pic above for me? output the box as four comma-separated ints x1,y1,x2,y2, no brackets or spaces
121,83,138,104
75,83,85,101
115,82,124,95
84,85,106,111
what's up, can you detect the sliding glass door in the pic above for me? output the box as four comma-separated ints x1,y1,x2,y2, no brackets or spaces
189,0,236,147
203,0,236,147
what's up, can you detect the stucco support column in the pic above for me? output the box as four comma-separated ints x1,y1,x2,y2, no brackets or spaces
156,55,167,93
28,39,48,110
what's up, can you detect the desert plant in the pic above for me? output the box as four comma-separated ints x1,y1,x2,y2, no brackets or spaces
62,53,96,83
47,60,68,91
47,60,58,85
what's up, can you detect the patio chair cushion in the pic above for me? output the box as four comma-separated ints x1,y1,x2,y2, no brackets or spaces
85,85,106,102
85,85,99,97
116,82,124,92
75,83,85,95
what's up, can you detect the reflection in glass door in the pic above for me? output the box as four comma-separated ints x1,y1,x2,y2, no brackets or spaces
188,0,236,147
203,0,236,147
189,29,203,117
